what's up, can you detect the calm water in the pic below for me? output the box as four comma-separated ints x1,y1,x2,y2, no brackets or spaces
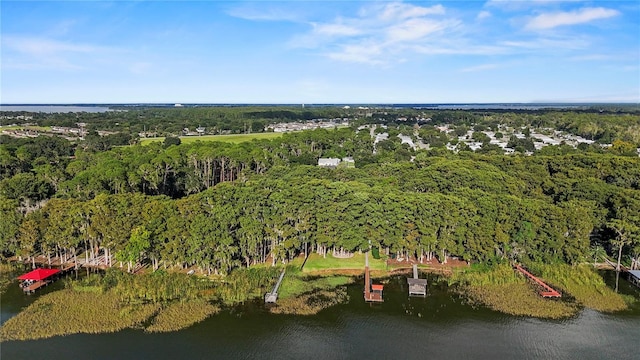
1,273,639,360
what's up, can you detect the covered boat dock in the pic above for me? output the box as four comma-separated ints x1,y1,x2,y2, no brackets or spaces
18,268,61,294
407,264,427,296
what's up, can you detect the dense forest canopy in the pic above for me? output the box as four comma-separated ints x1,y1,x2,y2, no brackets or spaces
1,106,639,274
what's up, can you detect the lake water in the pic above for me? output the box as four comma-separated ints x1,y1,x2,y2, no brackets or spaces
1,273,638,360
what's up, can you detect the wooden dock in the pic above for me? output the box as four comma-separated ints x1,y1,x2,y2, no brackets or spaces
22,280,49,294
364,249,383,303
514,264,561,298
407,264,427,296
265,269,286,304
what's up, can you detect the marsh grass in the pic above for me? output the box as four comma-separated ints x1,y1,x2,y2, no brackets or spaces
529,263,629,312
464,283,578,318
451,263,578,318
0,289,160,341
215,266,281,305
270,287,349,315
145,300,220,333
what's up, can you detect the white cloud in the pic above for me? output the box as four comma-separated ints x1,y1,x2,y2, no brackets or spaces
2,35,128,72
326,42,385,65
226,6,303,22
313,23,362,37
377,3,445,21
477,11,492,20
525,7,620,30
289,2,461,65
386,18,450,42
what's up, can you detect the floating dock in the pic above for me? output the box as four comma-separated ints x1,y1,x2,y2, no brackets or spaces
407,264,427,296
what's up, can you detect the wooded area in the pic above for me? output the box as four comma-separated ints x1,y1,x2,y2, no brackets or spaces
1,106,639,275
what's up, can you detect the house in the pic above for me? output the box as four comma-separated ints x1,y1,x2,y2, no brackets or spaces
318,158,341,168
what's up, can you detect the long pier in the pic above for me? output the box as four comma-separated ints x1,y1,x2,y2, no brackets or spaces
514,264,561,298
364,250,383,302
265,269,286,303
603,257,630,272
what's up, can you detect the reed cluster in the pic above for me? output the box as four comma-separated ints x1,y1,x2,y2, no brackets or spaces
464,282,578,318
145,300,220,333
0,289,160,341
529,263,629,312
270,287,349,315
451,263,577,318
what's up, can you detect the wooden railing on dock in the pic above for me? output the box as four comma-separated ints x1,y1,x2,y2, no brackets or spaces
603,258,630,272
265,269,285,303
514,264,561,298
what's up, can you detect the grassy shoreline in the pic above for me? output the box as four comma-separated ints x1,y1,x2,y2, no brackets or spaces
1,260,636,341
449,263,633,318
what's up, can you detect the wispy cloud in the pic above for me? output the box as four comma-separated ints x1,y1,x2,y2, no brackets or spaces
226,4,305,22
459,63,501,73
525,7,620,30
227,1,630,68
2,35,125,72
286,2,463,65
477,11,492,20
485,0,587,10
3,36,114,56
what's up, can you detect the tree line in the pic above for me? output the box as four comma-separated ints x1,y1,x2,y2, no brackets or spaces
1,154,639,274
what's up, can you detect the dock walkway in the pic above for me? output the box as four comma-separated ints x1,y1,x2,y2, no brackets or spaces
514,264,561,298
265,269,286,304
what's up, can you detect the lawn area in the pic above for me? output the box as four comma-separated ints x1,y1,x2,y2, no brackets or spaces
301,253,387,273
0,125,51,131
139,132,283,145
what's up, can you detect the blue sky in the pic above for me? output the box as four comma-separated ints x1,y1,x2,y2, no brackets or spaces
1,1,638,103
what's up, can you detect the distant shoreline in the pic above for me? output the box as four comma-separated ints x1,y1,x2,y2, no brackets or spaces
2,102,638,113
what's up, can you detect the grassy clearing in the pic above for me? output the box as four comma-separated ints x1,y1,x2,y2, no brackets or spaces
530,263,630,312
0,289,161,341
139,132,283,145
302,253,386,273
145,300,219,333
278,272,354,299
0,125,51,131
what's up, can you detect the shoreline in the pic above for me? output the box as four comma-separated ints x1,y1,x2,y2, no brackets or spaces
1,262,637,341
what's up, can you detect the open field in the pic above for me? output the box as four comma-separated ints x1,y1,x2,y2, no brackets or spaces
300,253,387,273
0,125,52,132
140,132,283,145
